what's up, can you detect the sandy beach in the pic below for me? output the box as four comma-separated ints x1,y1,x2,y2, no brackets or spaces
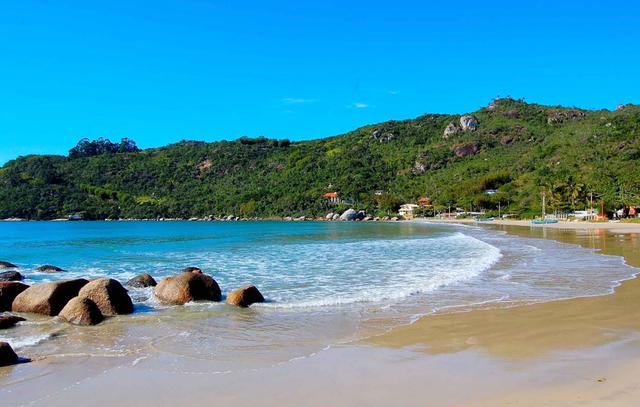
4,220,640,406
370,219,640,405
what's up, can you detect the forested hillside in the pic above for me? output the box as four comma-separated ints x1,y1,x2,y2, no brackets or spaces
1,98,639,220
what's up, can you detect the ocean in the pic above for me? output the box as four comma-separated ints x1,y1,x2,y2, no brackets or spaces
0,220,636,370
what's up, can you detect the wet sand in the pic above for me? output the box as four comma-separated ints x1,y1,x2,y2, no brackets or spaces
4,222,640,406
369,221,640,405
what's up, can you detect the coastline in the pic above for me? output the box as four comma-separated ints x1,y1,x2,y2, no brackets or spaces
368,219,640,404
3,221,640,405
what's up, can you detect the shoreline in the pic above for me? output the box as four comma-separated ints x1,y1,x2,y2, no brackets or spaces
4,221,640,405
367,219,640,404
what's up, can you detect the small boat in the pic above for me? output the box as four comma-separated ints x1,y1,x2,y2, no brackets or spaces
531,219,558,224
531,192,559,224
475,217,495,222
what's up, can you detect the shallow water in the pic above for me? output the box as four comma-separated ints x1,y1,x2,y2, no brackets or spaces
0,221,637,370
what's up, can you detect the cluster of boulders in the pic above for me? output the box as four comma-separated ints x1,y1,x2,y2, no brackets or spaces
105,216,262,222
546,109,586,125
325,209,385,222
371,127,396,143
0,261,265,367
443,115,479,138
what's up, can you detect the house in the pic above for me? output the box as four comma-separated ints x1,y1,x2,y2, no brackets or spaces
322,192,341,204
399,203,419,219
417,197,432,207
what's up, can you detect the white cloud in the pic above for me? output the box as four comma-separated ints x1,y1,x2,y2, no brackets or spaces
388,90,398,95
354,103,369,109
282,97,316,104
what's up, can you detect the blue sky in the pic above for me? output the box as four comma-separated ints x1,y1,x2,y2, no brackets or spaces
1,1,639,164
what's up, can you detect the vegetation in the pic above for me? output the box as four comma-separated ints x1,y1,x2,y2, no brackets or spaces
1,99,639,220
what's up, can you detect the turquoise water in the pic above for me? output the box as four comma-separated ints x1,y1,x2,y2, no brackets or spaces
1,220,638,368
0,221,501,308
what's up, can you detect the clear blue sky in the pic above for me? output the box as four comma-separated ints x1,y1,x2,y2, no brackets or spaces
1,1,639,164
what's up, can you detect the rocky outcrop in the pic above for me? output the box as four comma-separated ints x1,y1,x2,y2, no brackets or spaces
332,213,340,220
453,142,480,158
0,261,17,269
0,315,25,329
78,278,133,316
340,209,358,221
0,282,29,311
155,272,221,305
547,109,585,124
325,213,335,220
459,115,479,131
500,135,517,145
36,265,64,273
225,285,265,307
182,267,202,274
59,297,104,325
12,279,88,316
0,271,23,282
0,342,18,367
126,273,157,288
371,128,395,143
443,122,461,138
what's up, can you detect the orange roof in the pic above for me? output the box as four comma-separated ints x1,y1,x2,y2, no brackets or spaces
323,192,338,198
418,197,431,203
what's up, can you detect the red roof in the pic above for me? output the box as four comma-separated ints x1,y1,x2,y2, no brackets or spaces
418,197,431,203
323,192,338,198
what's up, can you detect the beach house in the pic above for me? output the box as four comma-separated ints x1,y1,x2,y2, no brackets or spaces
399,203,419,219
322,192,341,204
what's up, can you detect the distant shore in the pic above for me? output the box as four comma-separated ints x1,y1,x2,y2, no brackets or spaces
426,217,640,233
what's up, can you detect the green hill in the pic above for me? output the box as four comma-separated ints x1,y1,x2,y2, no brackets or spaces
1,98,639,220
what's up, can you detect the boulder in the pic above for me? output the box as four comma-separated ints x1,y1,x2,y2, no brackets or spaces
226,285,265,307
0,315,25,329
0,261,17,269
155,272,221,305
453,142,480,158
182,267,202,274
325,213,334,220
0,342,18,367
126,273,157,288
0,271,23,282
443,122,461,138
12,279,88,316
356,210,366,221
371,128,395,143
340,209,358,221
503,110,520,119
78,278,133,316
59,297,104,325
0,282,29,311
460,115,479,131
36,265,64,273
